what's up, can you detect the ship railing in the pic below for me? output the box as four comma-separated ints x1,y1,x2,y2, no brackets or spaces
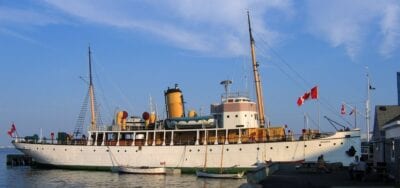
221,92,250,100
13,137,88,146
12,129,337,146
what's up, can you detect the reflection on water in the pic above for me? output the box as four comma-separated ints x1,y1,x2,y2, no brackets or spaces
1,149,245,187
6,168,246,187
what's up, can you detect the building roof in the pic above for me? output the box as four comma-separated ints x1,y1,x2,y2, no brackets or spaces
372,105,400,140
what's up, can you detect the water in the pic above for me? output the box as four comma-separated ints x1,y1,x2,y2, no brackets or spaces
0,148,246,187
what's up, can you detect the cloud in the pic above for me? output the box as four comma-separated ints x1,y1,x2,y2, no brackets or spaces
305,0,400,60
0,27,41,45
380,4,400,58
0,7,59,26
42,0,294,57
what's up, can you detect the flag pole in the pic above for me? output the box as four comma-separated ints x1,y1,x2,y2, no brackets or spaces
318,99,320,132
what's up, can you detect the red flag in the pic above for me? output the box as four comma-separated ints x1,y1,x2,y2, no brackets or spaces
297,97,304,106
311,86,318,99
302,92,311,100
341,104,346,115
7,123,16,137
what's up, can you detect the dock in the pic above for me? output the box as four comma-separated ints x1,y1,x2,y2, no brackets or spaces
241,163,396,188
6,154,34,166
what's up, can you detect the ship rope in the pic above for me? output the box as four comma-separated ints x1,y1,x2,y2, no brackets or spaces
73,88,90,138
253,31,353,129
176,145,187,168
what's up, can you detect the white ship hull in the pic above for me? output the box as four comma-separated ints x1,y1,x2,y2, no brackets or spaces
13,130,360,171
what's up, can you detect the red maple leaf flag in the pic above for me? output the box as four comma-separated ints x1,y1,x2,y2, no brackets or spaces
303,92,311,100
311,86,318,99
341,104,346,115
297,97,304,106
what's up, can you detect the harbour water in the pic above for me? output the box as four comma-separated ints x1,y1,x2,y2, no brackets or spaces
0,148,246,187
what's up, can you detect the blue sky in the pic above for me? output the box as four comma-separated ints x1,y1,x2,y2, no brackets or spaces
1,0,399,146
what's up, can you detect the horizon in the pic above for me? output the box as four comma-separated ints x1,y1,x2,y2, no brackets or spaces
1,1,400,146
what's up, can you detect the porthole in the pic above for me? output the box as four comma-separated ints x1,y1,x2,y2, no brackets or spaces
93,149,96,152
106,150,109,152
198,149,200,152
257,147,260,150
189,149,192,152
286,146,289,149
304,145,307,147
210,149,212,152
53,148,55,151
65,149,67,151
270,147,273,150
227,115,230,118
239,148,242,151
117,150,120,152
333,143,336,146
235,115,238,118
226,148,229,151
124,150,127,152
319,144,321,147
80,149,82,152
340,142,343,145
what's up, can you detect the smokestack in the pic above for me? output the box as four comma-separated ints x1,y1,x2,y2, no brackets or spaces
398,72,400,105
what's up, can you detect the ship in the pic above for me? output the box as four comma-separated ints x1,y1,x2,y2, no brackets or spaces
12,12,361,173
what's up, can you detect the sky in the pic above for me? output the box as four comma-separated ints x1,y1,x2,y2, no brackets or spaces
1,0,400,146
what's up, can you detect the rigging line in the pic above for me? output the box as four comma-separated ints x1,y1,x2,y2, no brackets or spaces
253,31,313,89
253,32,354,128
305,112,320,130
254,41,308,91
92,53,136,116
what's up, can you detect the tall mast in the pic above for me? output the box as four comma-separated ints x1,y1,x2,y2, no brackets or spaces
247,11,266,127
88,46,97,131
366,70,371,142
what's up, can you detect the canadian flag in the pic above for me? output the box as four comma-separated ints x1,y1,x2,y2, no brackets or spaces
7,123,16,137
297,86,318,106
341,104,346,115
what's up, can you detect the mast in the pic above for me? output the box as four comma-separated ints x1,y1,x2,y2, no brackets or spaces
88,46,97,131
247,11,266,127
366,70,372,142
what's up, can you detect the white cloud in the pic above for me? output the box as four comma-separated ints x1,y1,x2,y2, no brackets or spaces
42,0,294,57
0,7,59,26
305,0,400,60
380,4,400,58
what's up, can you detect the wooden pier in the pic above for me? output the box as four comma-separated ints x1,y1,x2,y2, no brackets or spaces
7,154,34,166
